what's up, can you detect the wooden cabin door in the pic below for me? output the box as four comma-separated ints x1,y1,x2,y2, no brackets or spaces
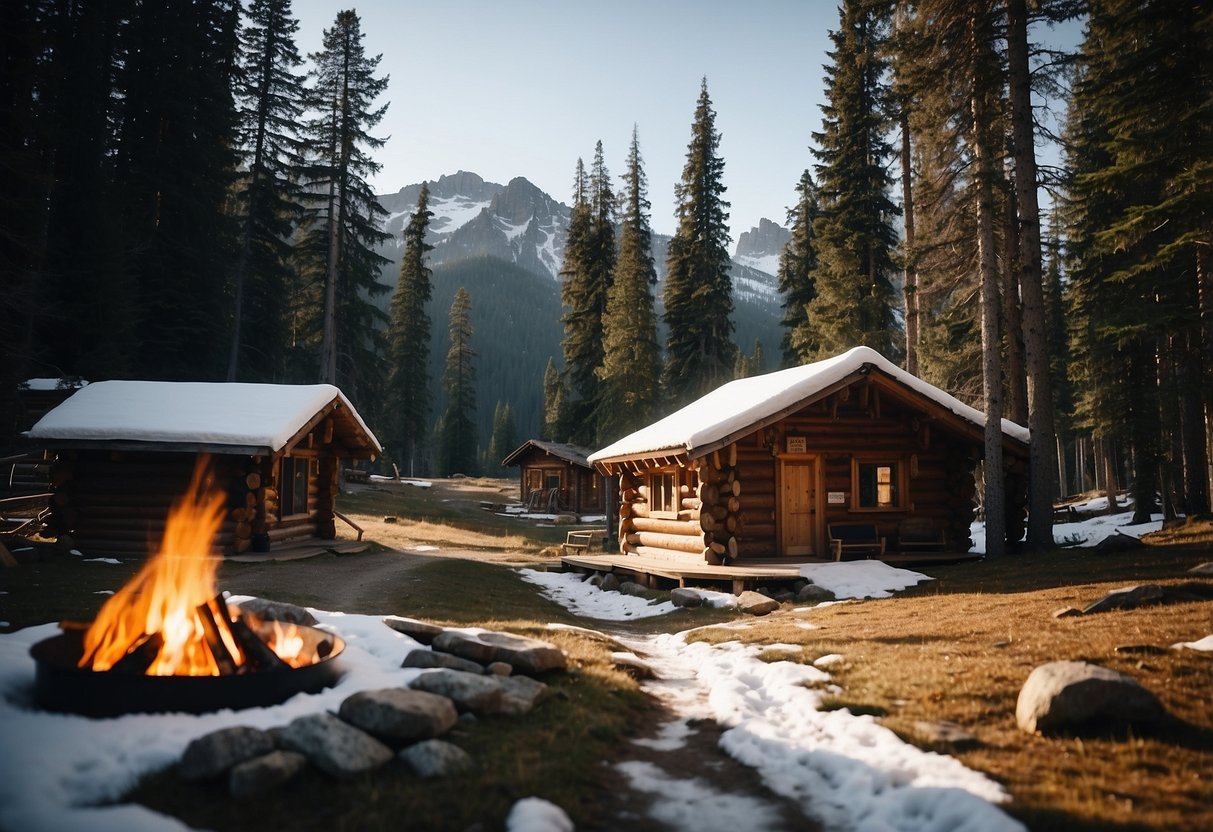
780,459,819,556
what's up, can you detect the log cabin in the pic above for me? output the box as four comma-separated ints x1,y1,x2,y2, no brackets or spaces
26,381,381,557
588,347,1030,564
502,439,603,515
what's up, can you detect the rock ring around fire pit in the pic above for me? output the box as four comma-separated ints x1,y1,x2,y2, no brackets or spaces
30,624,346,718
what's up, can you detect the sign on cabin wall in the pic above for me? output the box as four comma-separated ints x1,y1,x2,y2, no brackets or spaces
786,436,807,454
828,491,847,504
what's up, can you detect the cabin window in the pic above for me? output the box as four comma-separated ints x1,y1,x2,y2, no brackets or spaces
545,472,562,491
852,459,903,510
648,471,678,517
279,457,311,518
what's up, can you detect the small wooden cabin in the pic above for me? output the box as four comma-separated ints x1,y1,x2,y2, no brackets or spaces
502,439,603,515
588,347,1030,563
27,381,381,557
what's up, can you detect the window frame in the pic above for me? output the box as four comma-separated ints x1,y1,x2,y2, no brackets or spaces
850,456,907,512
647,470,679,518
278,456,312,519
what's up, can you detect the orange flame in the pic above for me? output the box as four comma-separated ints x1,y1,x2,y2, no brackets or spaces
80,457,229,675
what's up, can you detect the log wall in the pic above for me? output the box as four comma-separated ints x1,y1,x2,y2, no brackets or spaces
606,377,1023,560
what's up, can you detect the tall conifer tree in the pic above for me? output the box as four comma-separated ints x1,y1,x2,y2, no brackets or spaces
778,169,820,366
559,144,615,445
806,0,901,362
385,183,435,475
297,10,391,400
439,288,478,476
114,0,242,380
228,0,306,382
598,126,661,444
664,78,736,404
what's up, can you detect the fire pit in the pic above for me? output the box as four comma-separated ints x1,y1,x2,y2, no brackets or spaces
29,458,346,717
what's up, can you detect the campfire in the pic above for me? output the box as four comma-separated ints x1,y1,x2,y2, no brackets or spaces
31,458,344,716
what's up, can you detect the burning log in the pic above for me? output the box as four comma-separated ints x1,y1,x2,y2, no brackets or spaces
227,613,289,672
196,598,239,676
110,633,164,675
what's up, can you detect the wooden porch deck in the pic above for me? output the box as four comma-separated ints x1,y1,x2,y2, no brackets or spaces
561,550,980,594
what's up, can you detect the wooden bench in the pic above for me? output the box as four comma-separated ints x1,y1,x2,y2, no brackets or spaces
897,516,946,552
562,529,607,556
828,523,886,561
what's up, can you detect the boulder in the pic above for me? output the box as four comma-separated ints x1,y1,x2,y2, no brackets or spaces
599,573,621,592
1092,531,1143,555
618,581,651,597
338,688,459,743
403,648,484,674
179,726,276,781
432,630,566,674
796,583,835,604
1189,561,1213,576
398,739,473,779
1015,660,1166,735
1052,606,1083,619
495,675,550,716
486,661,513,676
278,713,394,779
235,598,318,627
738,590,781,616
670,588,703,608
229,750,308,799
383,616,444,644
1082,584,1165,614
409,669,504,715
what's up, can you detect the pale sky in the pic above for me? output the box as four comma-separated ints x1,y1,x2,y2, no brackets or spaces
291,1,1079,241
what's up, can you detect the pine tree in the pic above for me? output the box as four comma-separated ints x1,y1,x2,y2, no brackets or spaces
1063,0,1212,518
559,144,615,445
297,10,391,400
439,288,478,476
597,126,661,444
541,357,568,441
114,0,243,379
778,169,819,366
486,401,518,475
385,183,435,475
806,0,901,362
664,78,736,405
227,0,306,381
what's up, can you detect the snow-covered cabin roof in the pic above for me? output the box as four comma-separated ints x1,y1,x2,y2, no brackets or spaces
502,439,594,469
589,346,1028,468
27,381,381,457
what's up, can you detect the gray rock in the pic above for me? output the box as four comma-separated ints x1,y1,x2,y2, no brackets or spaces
670,588,703,608
772,590,795,603
1082,584,1166,614
383,615,444,644
486,661,513,676
914,720,979,748
795,583,836,604
618,581,650,597
179,726,276,781
738,590,781,616
1015,660,1166,735
236,598,318,627
338,688,459,743
431,630,567,675
278,713,394,779
409,669,504,715
228,750,307,799
403,648,484,674
1053,606,1083,619
1092,531,1143,555
1189,561,1213,576
599,573,621,592
398,739,473,779
496,675,550,716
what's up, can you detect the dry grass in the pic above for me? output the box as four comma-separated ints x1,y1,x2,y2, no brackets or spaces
685,545,1213,831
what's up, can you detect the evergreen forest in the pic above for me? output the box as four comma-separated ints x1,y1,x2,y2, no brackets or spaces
1,1,1208,541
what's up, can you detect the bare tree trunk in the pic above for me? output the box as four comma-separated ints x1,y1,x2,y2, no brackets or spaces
900,111,919,375
319,179,340,384
1001,177,1027,425
1100,436,1118,514
971,20,1005,556
1007,0,1057,549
